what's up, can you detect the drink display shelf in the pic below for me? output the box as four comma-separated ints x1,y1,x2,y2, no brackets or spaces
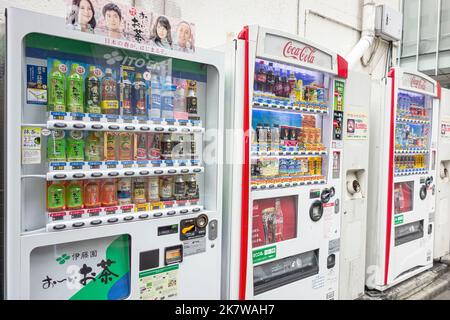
395,149,429,155
47,119,205,134
47,165,204,181
253,101,328,114
48,112,202,127
396,117,431,125
394,168,428,177
251,150,327,158
48,159,201,172
251,176,326,191
46,204,204,232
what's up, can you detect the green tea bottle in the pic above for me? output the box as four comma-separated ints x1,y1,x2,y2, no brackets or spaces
85,66,101,114
47,130,66,162
66,180,84,210
48,60,66,112
85,131,103,161
47,181,66,212
67,63,84,113
67,130,85,162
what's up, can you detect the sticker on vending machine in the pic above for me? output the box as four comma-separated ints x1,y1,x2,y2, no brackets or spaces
139,264,179,300
22,126,42,165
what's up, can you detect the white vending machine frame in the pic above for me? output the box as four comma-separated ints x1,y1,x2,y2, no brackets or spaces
4,7,224,300
434,88,450,260
366,67,441,291
223,25,348,300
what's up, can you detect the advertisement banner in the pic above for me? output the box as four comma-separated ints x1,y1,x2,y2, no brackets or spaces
65,0,195,53
30,235,130,300
252,196,297,249
441,116,450,139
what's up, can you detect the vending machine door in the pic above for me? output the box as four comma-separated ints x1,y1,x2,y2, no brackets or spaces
5,7,224,300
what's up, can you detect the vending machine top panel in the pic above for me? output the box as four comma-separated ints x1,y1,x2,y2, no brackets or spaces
391,67,441,99
240,25,348,78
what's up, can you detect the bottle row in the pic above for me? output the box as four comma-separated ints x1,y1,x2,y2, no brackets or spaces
47,130,199,163
251,157,323,179
254,60,328,105
47,59,199,120
397,93,429,121
394,155,427,171
395,123,429,151
252,122,324,153
47,174,200,212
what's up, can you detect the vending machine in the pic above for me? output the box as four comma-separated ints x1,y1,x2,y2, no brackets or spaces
366,67,440,291
223,26,348,300
434,88,450,260
4,7,224,300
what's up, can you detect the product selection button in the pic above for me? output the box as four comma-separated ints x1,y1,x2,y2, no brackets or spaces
153,212,163,218
91,124,104,130
108,172,120,177
53,224,66,231
108,125,120,130
54,123,68,128
107,218,119,223
125,126,135,131
167,211,177,216
72,222,85,228
90,220,102,226
72,173,85,179
123,216,134,221
73,123,86,129
91,172,103,178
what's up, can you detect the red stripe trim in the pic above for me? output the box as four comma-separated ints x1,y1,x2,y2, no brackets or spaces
337,55,348,79
437,82,442,100
238,26,250,300
385,68,396,285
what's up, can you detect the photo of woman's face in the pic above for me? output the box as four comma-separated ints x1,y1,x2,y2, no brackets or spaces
157,22,168,39
177,23,191,47
78,0,93,25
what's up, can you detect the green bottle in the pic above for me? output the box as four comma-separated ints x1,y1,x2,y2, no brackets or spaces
66,181,83,210
85,66,101,114
47,181,66,212
47,130,66,162
85,131,103,161
48,60,66,112
67,130,85,162
67,63,84,113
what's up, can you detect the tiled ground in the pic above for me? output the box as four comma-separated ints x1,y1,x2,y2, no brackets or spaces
433,290,450,300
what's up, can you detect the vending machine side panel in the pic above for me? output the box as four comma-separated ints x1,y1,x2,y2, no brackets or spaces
366,77,391,290
434,88,450,259
339,70,371,300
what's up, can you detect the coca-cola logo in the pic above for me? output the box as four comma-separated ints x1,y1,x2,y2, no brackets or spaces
410,77,427,90
283,41,316,64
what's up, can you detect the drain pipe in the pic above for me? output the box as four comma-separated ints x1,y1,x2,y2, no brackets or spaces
346,0,376,69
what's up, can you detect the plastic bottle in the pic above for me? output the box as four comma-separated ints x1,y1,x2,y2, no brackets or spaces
48,60,66,112
186,80,199,121
149,133,161,160
47,181,66,212
101,68,119,115
147,176,160,202
161,133,174,160
67,130,85,162
135,133,148,160
66,180,84,210
118,133,133,161
255,60,267,92
118,178,132,205
150,65,161,119
133,73,147,116
47,130,67,162
283,71,291,98
85,66,101,114
161,83,176,119
271,125,280,153
67,63,84,113
274,199,284,242
85,131,103,161
159,176,174,201
121,71,133,116
174,175,186,201
186,174,199,200
101,179,118,207
105,132,117,161
174,84,186,119
84,180,101,208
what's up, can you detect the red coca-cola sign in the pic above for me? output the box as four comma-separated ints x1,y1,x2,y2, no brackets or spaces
283,41,316,64
410,77,427,91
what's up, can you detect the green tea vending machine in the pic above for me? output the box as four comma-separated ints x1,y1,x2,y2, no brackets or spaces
4,7,224,300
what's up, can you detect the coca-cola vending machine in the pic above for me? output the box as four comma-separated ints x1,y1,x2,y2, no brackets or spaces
223,26,348,300
366,67,440,291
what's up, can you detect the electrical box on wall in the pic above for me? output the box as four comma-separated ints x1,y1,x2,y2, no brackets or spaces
375,5,403,42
